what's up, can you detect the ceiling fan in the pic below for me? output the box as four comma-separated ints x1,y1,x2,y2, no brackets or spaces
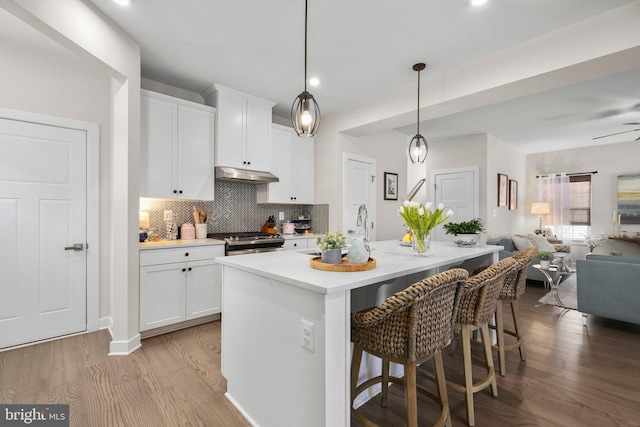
593,122,640,141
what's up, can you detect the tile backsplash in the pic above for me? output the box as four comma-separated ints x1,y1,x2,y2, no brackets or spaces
140,181,328,237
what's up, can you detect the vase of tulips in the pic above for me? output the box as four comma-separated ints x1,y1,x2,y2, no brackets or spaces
398,201,453,256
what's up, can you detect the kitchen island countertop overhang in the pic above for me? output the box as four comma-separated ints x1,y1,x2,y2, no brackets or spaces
216,240,504,295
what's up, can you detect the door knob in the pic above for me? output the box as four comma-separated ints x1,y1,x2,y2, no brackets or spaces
64,243,84,251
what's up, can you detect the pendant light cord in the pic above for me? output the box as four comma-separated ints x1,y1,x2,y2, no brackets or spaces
304,0,308,92
416,68,420,135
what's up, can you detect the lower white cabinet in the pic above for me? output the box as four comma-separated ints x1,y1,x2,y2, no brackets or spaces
139,244,224,332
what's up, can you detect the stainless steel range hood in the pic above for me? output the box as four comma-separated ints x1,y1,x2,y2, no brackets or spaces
215,166,279,184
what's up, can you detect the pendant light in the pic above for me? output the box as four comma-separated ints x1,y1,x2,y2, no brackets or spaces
291,0,320,137
408,63,428,163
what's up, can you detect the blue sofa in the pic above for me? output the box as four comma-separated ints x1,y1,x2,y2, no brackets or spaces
494,237,571,284
577,254,640,325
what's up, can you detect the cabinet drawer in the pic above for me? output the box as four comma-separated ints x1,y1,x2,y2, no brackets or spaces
283,239,309,250
140,245,225,266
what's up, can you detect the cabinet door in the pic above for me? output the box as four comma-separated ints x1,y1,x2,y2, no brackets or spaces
178,105,215,200
215,90,246,168
292,136,315,204
186,259,221,319
140,95,178,198
245,99,272,172
265,126,293,203
140,263,186,331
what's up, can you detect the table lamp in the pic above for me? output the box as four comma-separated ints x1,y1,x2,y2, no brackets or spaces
531,202,550,231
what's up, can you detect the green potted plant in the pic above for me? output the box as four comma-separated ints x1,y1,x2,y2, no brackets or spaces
537,251,553,268
443,218,485,246
317,232,346,264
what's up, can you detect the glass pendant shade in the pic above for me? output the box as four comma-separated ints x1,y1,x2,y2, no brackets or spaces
291,0,320,137
408,62,428,163
409,133,428,163
291,91,320,137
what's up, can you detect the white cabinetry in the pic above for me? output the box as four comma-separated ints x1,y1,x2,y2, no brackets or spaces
204,85,275,172
257,124,314,204
282,235,322,251
139,244,224,333
140,90,216,200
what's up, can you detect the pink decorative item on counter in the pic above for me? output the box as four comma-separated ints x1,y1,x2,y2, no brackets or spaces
181,223,195,240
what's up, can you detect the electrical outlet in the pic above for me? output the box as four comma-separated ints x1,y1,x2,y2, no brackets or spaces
279,211,285,221
301,319,314,352
164,210,173,221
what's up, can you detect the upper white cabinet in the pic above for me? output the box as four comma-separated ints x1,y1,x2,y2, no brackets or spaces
257,124,314,204
140,89,216,200
204,84,275,172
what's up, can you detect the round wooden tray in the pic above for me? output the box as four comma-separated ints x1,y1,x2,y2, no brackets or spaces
310,256,376,272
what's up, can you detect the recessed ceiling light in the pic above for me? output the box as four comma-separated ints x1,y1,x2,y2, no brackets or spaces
471,0,487,5
113,0,131,5
309,77,320,87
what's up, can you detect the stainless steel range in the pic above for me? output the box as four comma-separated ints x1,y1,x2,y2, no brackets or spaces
208,232,285,256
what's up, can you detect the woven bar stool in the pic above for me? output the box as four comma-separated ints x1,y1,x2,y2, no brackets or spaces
446,257,517,427
350,268,469,427
493,247,538,376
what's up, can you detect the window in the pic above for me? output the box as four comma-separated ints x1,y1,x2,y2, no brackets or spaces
548,174,592,240
569,174,591,225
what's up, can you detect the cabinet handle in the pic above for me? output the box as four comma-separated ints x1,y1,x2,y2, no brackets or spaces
173,190,178,194
243,161,247,164
188,267,192,271
294,243,298,247
185,252,189,257
182,268,186,272
179,190,183,194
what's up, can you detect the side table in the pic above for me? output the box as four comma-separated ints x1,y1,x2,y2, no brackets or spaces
533,264,576,309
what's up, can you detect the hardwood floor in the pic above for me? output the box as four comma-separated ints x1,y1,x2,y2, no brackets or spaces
1,282,639,426
0,322,250,427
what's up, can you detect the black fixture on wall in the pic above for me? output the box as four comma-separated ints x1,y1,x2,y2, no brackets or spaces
408,63,428,164
291,0,320,137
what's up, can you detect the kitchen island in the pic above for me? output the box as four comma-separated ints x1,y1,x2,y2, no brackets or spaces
217,240,502,427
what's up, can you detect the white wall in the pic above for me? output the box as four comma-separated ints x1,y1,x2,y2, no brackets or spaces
486,135,528,239
527,140,640,246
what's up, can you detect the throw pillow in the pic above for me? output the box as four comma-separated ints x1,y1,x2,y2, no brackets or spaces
512,235,534,251
554,243,571,253
528,233,556,253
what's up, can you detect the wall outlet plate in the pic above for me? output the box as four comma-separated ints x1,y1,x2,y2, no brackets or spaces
301,319,314,352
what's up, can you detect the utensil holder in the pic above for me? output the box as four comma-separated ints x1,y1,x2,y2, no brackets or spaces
195,224,208,239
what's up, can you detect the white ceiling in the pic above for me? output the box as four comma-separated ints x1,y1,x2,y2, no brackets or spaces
73,0,640,152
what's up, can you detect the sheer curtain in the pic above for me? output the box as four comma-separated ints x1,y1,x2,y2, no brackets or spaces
542,174,570,227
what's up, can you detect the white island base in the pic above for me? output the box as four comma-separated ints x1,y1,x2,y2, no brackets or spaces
217,240,502,427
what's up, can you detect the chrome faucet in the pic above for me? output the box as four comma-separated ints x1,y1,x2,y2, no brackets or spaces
356,204,369,242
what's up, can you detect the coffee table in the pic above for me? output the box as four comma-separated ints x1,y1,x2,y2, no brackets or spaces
533,263,576,308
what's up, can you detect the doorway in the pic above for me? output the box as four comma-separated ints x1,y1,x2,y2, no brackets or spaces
0,110,99,349
431,167,479,242
343,154,377,242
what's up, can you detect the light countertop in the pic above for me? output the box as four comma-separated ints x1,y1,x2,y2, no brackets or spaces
139,238,225,250
281,233,324,240
216,240,502,295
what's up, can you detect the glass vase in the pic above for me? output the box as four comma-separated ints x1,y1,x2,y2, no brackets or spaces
410,229,430,256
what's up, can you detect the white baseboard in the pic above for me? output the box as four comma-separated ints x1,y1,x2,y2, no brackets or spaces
108,333,141,356
99,317,113,337
225,392,259,427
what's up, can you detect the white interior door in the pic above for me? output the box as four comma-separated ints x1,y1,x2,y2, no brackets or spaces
431,167,479,242
344,154,376,242
0,118,87,348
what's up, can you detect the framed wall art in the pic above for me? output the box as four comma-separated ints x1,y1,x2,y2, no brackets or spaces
384,172,398,200
498,173,508,207
618,174,640,224
509,179,518,210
